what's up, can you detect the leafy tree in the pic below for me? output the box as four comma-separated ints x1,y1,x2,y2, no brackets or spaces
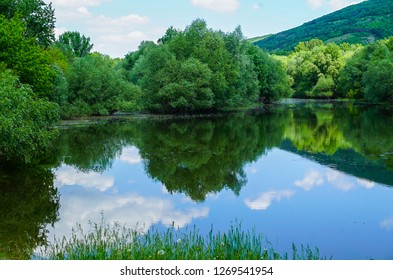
0,70,59,163
57,31,94,57
0,16,56,96
0,0,55,47
337,37,393,101
65,53,140,116
247,44,291,102
287,40,350,98
150,58,214,112
363,59,393,102
157,26,180,45
128,20,289,112
123,41,156,73
309,75,335,98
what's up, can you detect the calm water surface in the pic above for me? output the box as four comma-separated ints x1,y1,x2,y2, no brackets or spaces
1,101,393,259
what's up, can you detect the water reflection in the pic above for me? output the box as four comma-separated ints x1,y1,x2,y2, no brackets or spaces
0,163,59,259
135,114,287,201
48,103,393,197
2,101,393,259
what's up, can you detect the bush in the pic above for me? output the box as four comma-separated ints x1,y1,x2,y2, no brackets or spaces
65,53,140,116
0,70,59,163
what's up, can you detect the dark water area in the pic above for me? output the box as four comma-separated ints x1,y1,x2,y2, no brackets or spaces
1,101,393,259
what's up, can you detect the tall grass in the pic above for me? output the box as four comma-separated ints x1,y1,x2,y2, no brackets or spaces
39,219,325,260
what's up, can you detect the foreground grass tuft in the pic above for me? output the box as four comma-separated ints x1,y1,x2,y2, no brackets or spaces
39,220,325,260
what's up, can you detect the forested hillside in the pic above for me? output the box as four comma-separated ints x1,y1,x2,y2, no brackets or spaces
254,0,393,52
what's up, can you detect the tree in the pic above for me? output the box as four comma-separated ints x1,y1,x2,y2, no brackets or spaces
157,58,214,112
65,53,139,116
0,70,59,163
336,37,393,100
287,40,349,98
363,59,393,102
247,44,291,102
309,75,335,98
57,31,94,57
0,16,56,96
0,0,55,47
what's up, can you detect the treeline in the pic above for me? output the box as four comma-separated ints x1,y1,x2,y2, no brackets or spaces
122,20,290,112
1,1,393,164
284,37,393,102
0,1,290,164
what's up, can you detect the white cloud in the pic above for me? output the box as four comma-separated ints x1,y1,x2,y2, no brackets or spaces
86,13,150,57
357,178,375,189
45,189,209,242
119,146,143,165
327,0,362,10
246,165,258,174
244,190,294,210
55,165,114,192
307,0,362,11
50,0,111,8
295,170,324,191
45,0,152,57
380,218,393,230
326,170,354,191
252,4,261,10
77,6,90,16
307,0,325,9
191,0,240,13
54,27,68,38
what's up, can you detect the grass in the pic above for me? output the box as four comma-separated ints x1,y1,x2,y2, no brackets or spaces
38,219,326,260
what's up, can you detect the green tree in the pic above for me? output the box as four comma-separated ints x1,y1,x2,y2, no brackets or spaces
57,31,94,57
0,70,59,163
65,53,140,116
287,40,349,98
363,59,393,102
0,16,56,96
130,20,288,112
157,58,214,112
309,75,335,98
247,44,291,102
337,37,393,101
0,0,55,47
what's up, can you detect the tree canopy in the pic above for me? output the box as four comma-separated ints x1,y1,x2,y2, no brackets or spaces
0,0,55,47
57,31,94,58
127,19,290,112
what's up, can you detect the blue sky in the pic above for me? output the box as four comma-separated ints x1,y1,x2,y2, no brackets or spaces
45,0,364,58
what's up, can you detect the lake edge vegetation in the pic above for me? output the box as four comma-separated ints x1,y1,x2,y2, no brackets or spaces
38,218,324,260
1,1,393,165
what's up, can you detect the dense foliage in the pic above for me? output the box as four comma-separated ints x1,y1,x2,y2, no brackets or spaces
337,37,393,102
126,20,290,112
0,16,56,96
0,70,58,163
286,39,362,98
254,0,393,53
63,53,141,117
0,0,55,47
1,0,393,164
57,31,94,58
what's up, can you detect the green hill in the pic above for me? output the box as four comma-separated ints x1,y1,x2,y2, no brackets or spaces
253,0,393,52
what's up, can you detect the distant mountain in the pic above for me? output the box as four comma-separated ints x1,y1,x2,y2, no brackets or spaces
253,0,393,52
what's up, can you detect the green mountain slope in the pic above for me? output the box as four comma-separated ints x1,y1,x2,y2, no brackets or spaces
254,0,393,52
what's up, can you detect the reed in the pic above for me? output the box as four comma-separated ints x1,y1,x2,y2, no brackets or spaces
40,219,324,260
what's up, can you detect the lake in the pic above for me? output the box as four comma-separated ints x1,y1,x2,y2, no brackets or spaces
1,100,393,260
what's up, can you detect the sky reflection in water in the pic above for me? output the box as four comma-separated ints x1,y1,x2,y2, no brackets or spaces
43,103,393,260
